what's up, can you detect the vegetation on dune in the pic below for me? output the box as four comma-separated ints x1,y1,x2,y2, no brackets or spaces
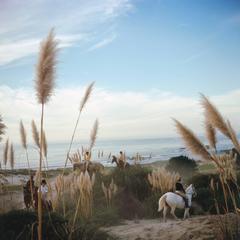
166,155,198,179
175,94,240,239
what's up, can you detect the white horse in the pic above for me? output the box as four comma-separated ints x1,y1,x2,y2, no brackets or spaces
158,184,196,222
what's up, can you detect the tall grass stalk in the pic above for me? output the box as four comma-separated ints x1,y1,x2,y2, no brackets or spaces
20,120,34,206
35,29,58,240
62,82,94,170
61,82,94,217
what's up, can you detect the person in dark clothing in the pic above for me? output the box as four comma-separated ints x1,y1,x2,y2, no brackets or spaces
26,175,35,191
175,177,189,208
24,175,35,208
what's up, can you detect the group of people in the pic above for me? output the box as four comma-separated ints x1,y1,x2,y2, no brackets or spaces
24,175,51,210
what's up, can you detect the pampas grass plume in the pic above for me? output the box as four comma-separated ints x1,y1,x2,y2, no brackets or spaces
31,120,40,148
35,29,58,104
79,82,94,113
89,119,99,151
20,120,27,149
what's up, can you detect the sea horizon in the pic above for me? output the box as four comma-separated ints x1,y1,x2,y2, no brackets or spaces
1,136,235,170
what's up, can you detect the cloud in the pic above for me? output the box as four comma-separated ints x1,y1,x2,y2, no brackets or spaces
88,34,116,51
1,85,240,143
0,34,85,65
0,0,133,65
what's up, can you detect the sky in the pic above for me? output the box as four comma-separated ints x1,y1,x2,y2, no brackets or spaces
0,0,240,143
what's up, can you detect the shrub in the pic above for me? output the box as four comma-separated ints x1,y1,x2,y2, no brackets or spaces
166,155,198,179
111,165,152,201
189,173,240,214
0,210,68,240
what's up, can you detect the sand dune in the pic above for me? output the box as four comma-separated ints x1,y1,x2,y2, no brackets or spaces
103,216,215,240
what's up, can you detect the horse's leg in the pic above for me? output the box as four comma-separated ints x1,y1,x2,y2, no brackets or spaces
183,208,190,219
163,206,168,222
170,206,178,220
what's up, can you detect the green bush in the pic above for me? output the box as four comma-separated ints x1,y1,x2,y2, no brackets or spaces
70,219,116,240
0,210,68,240
111,165,152,201
142,192,162,219
166,155,198,179
189,173,240,214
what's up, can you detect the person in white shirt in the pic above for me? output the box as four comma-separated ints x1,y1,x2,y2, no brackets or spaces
39,179,48,206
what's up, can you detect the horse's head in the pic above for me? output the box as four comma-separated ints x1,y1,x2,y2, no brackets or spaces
112,155,117,164
186,184,197,197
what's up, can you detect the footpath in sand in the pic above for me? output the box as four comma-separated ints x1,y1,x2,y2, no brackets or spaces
103,216,216,240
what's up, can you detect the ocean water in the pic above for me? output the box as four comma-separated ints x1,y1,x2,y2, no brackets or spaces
2,137,234,169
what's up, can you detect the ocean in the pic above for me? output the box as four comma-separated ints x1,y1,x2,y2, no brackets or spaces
2,137,234,169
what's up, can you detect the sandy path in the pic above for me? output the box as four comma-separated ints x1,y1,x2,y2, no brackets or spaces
103,216,216,240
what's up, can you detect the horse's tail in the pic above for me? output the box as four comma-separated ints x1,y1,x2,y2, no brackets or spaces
158,194,167,212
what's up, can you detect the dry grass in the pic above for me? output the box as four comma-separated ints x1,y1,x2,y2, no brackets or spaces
35,29,58,240
35,29,58,105
20,120,27,149
89,119,99,152
102,179,118,207
148,167,180,194
134,153,142,165
19,120,34,203
31,120,40,149
69,150,82,164
79,82,95,113
63,81,95,170
173,119,216,163
205,121,216,151
201,94,240,153
43,131,47,159
200,94,230,138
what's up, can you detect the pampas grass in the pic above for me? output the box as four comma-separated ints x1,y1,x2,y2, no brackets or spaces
201,94,240,153
173,119,217,164
20,120,27,149
20,120,34,205
102,179,117,207
63,82,95,169
43,131,47,159
89,119,99,151
31,120,40,149
69,171,95,239
205,121,217,151
148,167,180,194
79,82,95,113
200,94,230,138
226,120,240,153
35,29,58,240
35,29,58,104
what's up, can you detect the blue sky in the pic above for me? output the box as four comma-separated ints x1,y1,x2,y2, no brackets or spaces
1,0,240,95
0,0,240,141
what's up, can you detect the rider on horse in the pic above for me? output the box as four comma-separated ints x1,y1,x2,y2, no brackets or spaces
175,177,189,208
